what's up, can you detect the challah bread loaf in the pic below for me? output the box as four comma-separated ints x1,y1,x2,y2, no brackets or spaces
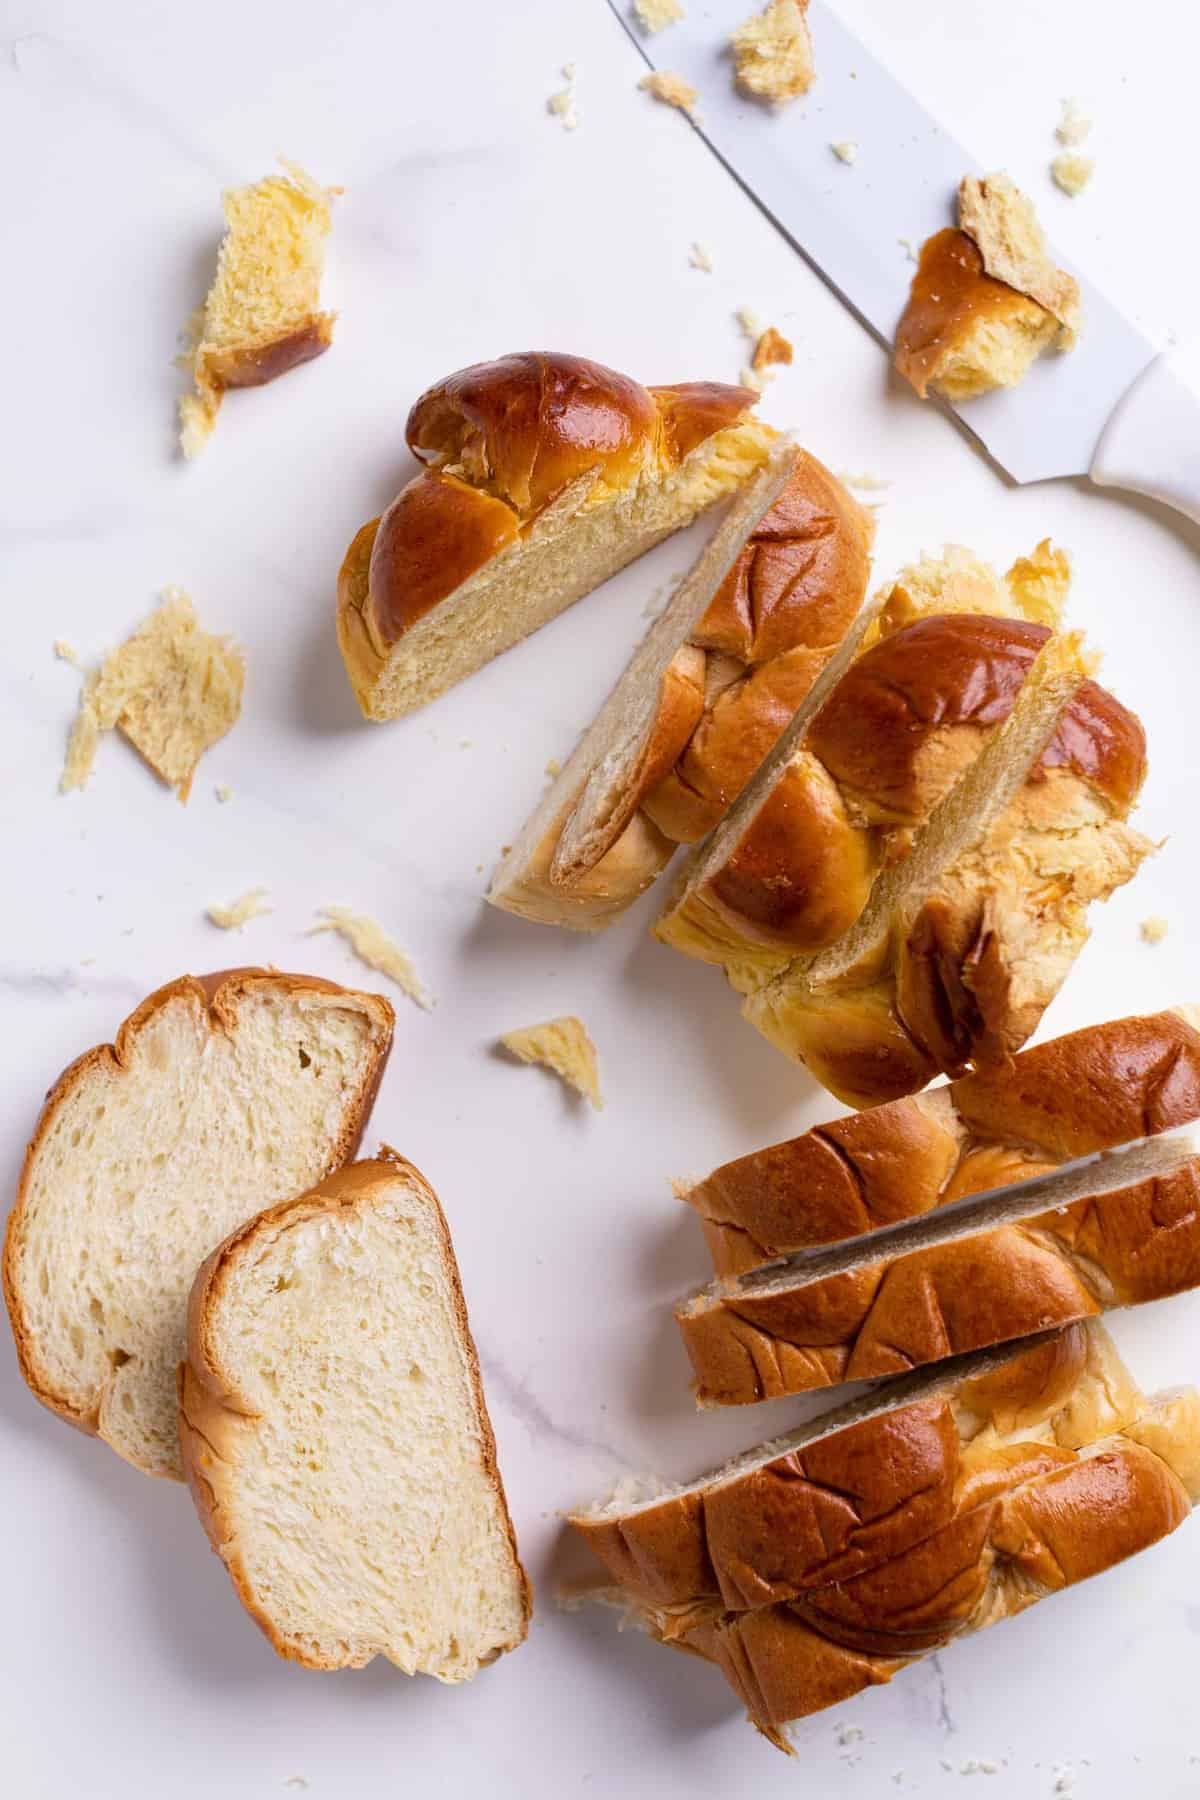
571,1322,1138,1613
488,447,873,929
337,353,777,719
3,970,394,1478
685,1007,1200,1277
668,1385,1198,1748
179,1152,530,1677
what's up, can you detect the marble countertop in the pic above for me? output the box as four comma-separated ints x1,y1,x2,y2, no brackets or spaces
4,1,1200,1794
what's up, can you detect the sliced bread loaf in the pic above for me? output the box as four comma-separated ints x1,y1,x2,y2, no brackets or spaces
3,970,394,1479
178,1151,531,1677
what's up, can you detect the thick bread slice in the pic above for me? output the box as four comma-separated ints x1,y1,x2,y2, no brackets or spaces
3,970,394,1479
674,1128,1200,1406
570,1321,1140,1611
178,1151,531,1677
488,441,801,929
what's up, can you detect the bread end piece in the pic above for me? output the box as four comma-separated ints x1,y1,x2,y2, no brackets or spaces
178,1151,531,1675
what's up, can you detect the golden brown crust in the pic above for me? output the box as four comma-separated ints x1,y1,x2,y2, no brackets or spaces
3,971,394,1468
178,1150,532,1670
648,381,761,462
366,471,521,640
894,228,1054,399
202,316,334,390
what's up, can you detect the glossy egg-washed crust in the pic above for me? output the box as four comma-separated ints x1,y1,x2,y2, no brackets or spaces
893,227,1057,399
178,1150,532,1670
2,970,395,1465
699,611,1145,954
675,1010,1200,1405
337,353,760,659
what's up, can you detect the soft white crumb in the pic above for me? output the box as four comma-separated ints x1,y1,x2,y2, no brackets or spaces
562,60,576,79
837,470,892,492
54,638,82,666
898,236,919,262
207,886,272,931
736,303,764,339
688,241,715,272
1051,151,1093,196
1056,97,1092,146
739,364,767,394
214,782,233,803
545,757,562,777
308,906,433,1010
831,139,859,164
548,70,578,131
1140,915,1169,945
634,0,685,31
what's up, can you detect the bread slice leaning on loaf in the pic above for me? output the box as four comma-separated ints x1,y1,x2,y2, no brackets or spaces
489,444,874,930
570,1324,1200,1749
179,1151,531,1678
337,353,777,719
3,970,394,1479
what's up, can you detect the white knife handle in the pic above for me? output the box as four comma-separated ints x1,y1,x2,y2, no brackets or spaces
1091,350,1200,526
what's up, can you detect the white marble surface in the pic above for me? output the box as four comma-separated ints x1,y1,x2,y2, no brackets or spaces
4,0,1200,1794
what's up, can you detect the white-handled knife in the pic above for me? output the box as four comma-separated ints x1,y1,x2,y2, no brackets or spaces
608,0,1200,525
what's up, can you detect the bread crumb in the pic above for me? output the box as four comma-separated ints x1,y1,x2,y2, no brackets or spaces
634,0,684,30
208,887,272,930
898,236,919,262
308,907,432,1010
752,326,793,371
562,61,577,79
959,1760,1000,1776
736,304,765,339
1140,916,1169,945
1051,151,1093,197
80,956,96,967
831,140,858,165
639,70,699,117
1056,98,1092,146
60,589,244,802
731,0,814,104
548,72,579,131
54,639,81,666
1005,538,1071,626
739,365,766,395
689,241,715,272
837,470,891,492
545,757,562,776
958,172,1081,341
215,782,233,803
499,1016,603,1109
179,162,337,458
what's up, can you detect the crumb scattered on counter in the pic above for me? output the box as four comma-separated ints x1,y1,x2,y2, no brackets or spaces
498,1015,603,1108
731,0,814,104
688,241,714,272
545,757,562,776
831,139,858,164
639,69,699,116
1051,150,1093,196
635,0,684,30
548,65,579,130
60,589,244,802
309,905,432,1009
736,304,764,338
215,782,233,803
959,1760,1001,1776
1140,915,1169,945
207,887,272,930
837,470,892,491
739,364,766,395
752,325,793,371
1056,97,1092,146
898,236,919,261
54,639,81,666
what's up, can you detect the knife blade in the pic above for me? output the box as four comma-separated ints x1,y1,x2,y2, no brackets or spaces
731,1120,1199,1295
608,0,1159,489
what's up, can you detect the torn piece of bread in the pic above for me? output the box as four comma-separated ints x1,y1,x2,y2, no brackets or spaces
895,174,1080,401
207,887,272,930
499,1016,602,1108
639,71,699,116
179,161,337,458
3,970,394,1479
1141,916,1169,945
60,589,244,802
635,0,685,31
731,0,815,104
752,327,793,372
179,1151,530,1675
309,907,431,1011
337,354,776,720
1052,152,1094,197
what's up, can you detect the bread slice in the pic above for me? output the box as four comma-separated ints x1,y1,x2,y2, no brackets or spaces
179,1152,530,1676
3,970,394,1479
179,161,338,457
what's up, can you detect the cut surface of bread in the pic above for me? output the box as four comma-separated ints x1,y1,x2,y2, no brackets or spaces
180,160,337,457
3,971,394,1478
337,354,776,720
731,0,814,103
179,1153,530,1676
61,590,244,802
499,1016,602,1108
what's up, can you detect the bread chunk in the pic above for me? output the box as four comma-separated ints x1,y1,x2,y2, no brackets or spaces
179,1152,530,1675
499,1016,602,1107
731,0,815,104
